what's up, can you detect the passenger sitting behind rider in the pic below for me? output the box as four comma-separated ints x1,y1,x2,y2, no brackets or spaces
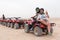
37,8,51,35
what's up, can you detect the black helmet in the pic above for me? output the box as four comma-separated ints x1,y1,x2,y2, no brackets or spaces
40,8,44,11
35,7,40,13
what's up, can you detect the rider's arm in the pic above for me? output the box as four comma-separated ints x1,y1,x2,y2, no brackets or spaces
45,11,49,18
31,14,36,18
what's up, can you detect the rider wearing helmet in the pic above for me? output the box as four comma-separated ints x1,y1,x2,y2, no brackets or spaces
35,7,40,13
32,7,40,20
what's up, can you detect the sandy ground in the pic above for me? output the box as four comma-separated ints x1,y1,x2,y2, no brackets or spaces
0,18,60,40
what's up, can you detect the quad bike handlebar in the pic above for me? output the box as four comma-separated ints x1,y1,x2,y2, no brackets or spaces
31,17,37,21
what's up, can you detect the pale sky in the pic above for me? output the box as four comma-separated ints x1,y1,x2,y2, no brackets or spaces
0,0,60,18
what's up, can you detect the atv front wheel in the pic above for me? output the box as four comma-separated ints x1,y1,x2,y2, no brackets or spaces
24,24,29,33
14,23,19,29
7,23,10,27
10,23,14,28
34,26,42,36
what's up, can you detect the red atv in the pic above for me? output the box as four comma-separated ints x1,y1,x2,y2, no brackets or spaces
0,18,7,26
24,17,56,36
0,18,3,25
6,18,12,27
10,17,24,29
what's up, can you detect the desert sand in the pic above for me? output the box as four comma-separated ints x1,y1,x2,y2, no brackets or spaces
0,18,60,40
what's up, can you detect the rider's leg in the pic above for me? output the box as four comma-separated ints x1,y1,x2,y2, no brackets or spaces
29,21,36,30
47,22,51,35
39,20,51,35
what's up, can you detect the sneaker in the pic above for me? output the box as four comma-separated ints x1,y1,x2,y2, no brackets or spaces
48,32,52,36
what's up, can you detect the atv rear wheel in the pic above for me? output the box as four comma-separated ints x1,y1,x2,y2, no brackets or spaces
50,27,53,34
45,27,53,35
